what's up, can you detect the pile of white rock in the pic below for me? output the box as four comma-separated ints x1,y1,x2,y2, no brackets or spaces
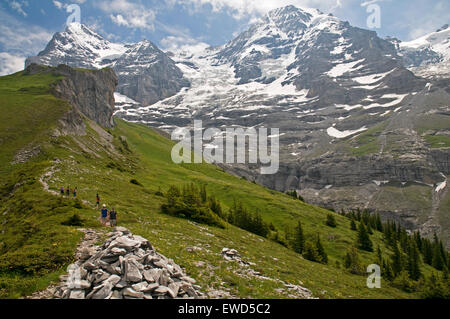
54,227,204,299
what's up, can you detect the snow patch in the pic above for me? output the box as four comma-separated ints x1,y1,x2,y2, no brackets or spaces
327,126,367,139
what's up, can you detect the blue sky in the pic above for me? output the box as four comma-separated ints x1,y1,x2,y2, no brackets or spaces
1,0,449,75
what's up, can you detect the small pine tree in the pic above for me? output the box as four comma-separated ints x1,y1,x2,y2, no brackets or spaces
407,241,422,281
383,260,394,281
325,214,337,228
392,270,416,292
315,235,328,264
375,214,383,232
432,242,445,271
303,241,320,263
344,246,364,275
420,272,449,299
350,219,357,231
391,243,404,276
357,222,373,252
292,221,305,254
376,245,383,266
367,223,373,235
422,240,433,265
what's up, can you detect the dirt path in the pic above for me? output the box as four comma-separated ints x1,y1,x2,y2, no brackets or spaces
39,160,95,208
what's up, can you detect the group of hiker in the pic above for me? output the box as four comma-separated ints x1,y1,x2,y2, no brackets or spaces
59,187,118,227
60,186,78,198
98,193,118,227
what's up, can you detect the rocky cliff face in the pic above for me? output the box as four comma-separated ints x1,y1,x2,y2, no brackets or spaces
113,40,190,106
25,64,118,129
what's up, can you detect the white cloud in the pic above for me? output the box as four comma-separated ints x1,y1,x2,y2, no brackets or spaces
171,0,345,19
53,0,64,10
0,52,25,76
7,0,29,16
400,0,450,40
160,35,209,54
0,11,53,57
96,0,156,30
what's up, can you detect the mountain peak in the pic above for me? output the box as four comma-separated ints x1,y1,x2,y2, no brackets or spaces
436,24,449,32
267,5,322,22
64,22,99,38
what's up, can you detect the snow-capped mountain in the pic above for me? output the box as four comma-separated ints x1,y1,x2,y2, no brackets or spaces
26,6,450,238
119,5,426,134
394,24,450,78
26,23,128,69
400,24,450,63
113,40,190,106
26,23,190,106
115,6,449,238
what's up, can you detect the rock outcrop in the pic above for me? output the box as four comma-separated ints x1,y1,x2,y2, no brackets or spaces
24,64,117,129
52,227,203,299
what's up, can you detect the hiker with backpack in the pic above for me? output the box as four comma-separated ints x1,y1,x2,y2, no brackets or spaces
96,193,100,208
100,204,108,226
66,187,70,197
73,187,77,198
60,187,65,196
109,207,118,227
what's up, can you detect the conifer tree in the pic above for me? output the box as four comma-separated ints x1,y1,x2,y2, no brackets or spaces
367,223,373,235
315,235,328,264
376,245,383,266
391,243,404,276
357,222,373,252
383,260,394,281
375,214,383,232
292,221,305,254
422,239,433,265
326,214,337,228
407,241,421,280
432,242,445,271
350,219,357,231
344,246,363,275
303,241,320,263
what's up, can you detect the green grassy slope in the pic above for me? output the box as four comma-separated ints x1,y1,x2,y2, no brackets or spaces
0,69,430,299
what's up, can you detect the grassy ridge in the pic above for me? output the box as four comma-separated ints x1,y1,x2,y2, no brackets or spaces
0,70,426,299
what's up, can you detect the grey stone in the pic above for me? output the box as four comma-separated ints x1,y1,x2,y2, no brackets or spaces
122,287,144,299
111,290,123,299
115,280,128,289
110,236,141,250
168,282,181,297
94,270,110,284
131,282,148,292
91,282,114,299
143,283,159,292
124,258,143,282
154,286,170,295
69,289,85,299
